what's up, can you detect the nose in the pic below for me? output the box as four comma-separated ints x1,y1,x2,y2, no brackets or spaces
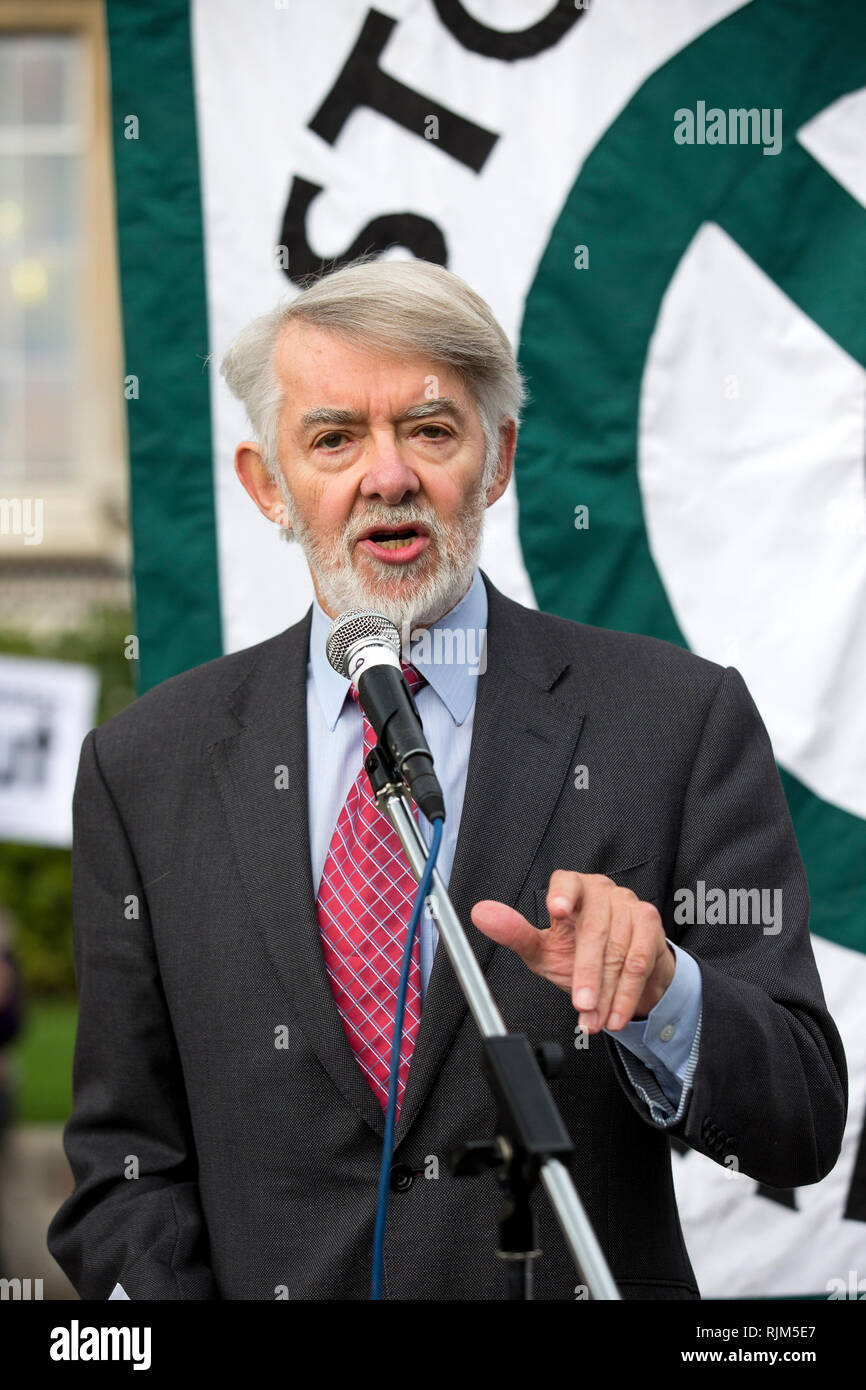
359,430,420,505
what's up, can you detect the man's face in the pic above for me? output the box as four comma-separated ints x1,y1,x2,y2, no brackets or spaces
234,320,514,632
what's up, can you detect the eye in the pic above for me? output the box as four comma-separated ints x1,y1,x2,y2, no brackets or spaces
316,431,348,450
415,424,450,440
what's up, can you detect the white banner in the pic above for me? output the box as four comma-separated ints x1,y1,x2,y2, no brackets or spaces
179,0,866,1296
0,655,98,848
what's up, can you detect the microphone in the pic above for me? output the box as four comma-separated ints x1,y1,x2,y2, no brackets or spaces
326,611,446,823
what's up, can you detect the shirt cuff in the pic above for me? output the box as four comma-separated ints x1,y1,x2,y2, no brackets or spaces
604,939,703,1123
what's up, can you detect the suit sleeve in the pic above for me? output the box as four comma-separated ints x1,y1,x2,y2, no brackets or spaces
47,729,217,1299
606,665,847,1188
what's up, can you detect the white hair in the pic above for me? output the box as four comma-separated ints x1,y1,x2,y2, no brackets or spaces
219,256,527,489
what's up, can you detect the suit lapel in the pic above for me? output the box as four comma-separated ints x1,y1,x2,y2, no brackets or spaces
209,608,387,1138
394,576,586,1144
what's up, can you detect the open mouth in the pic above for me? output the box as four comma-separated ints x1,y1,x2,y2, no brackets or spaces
357,522,431,563
366,526,422,550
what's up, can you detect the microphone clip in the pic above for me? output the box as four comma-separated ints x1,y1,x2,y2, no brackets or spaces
364,740,412,813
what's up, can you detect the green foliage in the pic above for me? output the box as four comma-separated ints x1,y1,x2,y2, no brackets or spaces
0,606,136,997
7,998,77,1123
0,845,73,995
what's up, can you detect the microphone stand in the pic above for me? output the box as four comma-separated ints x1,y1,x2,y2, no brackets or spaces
364,740,621,1302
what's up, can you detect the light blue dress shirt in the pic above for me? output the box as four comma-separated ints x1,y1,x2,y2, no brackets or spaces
307,568,703,1126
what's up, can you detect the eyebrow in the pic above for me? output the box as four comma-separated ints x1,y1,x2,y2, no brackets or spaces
298,397,467,434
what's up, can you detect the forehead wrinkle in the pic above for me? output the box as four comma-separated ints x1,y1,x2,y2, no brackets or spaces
298,396,468,436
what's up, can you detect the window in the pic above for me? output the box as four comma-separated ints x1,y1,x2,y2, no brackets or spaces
0,1,126,569
0,32,86,482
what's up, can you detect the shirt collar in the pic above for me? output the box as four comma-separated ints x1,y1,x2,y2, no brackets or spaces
309,568,488,731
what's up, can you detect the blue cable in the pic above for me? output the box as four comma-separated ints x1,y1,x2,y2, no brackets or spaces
370,813,444,1301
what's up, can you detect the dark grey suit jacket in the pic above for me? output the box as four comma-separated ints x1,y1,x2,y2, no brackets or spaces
47,573,847,1300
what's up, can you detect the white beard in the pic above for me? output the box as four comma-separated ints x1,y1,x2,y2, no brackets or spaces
276,473,486,640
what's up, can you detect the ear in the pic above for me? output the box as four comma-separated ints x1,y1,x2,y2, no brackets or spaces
234,442,290,529
485,418,517,506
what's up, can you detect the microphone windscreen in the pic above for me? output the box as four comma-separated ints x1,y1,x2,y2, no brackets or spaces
325,610,401,678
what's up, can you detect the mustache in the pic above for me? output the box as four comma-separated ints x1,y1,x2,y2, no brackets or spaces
342,506,444,545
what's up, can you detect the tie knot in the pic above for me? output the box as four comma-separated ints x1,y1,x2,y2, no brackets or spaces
401,661,426,696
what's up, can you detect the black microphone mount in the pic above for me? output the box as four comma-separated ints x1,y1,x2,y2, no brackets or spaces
325,610,446,823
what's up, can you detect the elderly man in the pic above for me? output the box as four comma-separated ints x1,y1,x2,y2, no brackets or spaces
48,259,846,1301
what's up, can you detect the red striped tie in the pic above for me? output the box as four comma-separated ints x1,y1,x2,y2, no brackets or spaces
316,664,427,1117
